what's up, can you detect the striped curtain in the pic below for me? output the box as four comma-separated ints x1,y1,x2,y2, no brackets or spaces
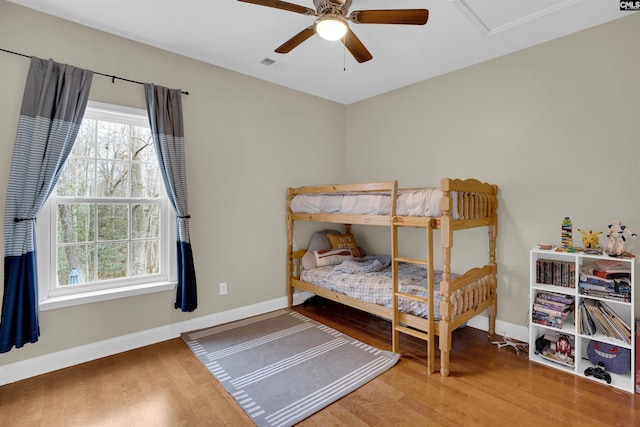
144,84,197,312
1,57,92,353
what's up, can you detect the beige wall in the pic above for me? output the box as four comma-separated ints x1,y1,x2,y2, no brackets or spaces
0,1,345,366
1,0,639,369
345,12,640,326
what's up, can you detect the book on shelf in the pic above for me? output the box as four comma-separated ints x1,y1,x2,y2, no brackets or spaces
579,299,631,344
536,259,576,288
541,353,575,368
598,301,631,331
532,314,567,329
580,273,615,287
533,297,571,311
592,259,632,274
582,261,631,280
532,291,574,329
533,302,572,317
592,270,632,280
579,289,631,303
536,291,574,305
578,264,631,302
577,303,597,335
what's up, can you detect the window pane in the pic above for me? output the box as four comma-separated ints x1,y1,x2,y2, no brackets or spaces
97,242,128,280
132,240,159,276
131,126,155,162
131,163,161,198
132,204,159,239
57,159,95,197
58,204,94,243
97,121,129,160
97,204,128,241
57,244,94,286
96,160,129,197
73,119,96,158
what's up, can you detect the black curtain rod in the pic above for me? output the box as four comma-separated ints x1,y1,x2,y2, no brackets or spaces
1,47,189,95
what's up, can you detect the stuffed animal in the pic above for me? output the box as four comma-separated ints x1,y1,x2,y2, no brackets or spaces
587,340,631,374
605,220,636,257
578,228,602,249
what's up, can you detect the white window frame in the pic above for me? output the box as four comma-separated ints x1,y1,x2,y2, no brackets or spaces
37,101,176,311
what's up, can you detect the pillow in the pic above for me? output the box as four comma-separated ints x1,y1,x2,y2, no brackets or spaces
326,232,362,258
313,248,353,267
301,229,341,270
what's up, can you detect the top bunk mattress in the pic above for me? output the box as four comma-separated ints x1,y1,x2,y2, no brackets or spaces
290,188,457,217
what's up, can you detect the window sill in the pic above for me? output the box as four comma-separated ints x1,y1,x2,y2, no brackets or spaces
39,281,177,311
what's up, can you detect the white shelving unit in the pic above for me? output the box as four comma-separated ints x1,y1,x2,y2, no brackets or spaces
529,248,637,392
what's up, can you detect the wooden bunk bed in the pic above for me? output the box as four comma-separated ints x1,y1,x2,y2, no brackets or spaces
286,178,499,376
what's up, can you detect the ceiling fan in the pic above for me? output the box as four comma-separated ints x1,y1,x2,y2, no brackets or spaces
237,0,429,63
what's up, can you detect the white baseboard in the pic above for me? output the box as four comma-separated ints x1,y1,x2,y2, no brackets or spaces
0,291,526,386
465,314,529,342
0,292,312,386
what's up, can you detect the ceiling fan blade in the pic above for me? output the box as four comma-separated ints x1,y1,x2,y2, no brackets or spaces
237,0,315,16
349,9,429,25
275,26,316,53
342,28,372,63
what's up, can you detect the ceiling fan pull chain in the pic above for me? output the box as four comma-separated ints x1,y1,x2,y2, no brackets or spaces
343,37,346,72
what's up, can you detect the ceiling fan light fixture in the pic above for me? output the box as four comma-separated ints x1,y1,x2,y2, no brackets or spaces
314,15,348,41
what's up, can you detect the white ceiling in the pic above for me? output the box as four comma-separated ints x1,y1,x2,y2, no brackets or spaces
7,0,636,104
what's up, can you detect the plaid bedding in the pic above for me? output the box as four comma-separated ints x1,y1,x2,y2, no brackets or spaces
300,263,458,320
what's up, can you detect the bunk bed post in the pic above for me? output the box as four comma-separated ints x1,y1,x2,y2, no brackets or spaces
391,218,400,354
438,178,454,377
286,189,295,308
487,184,499,335
390,181,400,354
426,221,435,374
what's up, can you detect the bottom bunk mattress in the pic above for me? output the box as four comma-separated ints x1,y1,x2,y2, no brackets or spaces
300,260,459,320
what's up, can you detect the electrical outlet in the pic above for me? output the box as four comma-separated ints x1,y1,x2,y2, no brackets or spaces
219,282,228,295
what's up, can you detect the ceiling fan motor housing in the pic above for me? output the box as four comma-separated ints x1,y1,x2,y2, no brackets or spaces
314,0,351,17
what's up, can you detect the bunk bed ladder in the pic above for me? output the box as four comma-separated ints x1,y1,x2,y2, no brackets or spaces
391,216,436,374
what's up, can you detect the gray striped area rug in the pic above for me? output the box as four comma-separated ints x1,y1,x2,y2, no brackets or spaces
181,309,400,427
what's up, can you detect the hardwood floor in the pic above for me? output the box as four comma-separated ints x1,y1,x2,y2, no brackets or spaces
1,300,639,426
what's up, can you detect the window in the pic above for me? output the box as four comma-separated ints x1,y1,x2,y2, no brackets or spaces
37,102,175,309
